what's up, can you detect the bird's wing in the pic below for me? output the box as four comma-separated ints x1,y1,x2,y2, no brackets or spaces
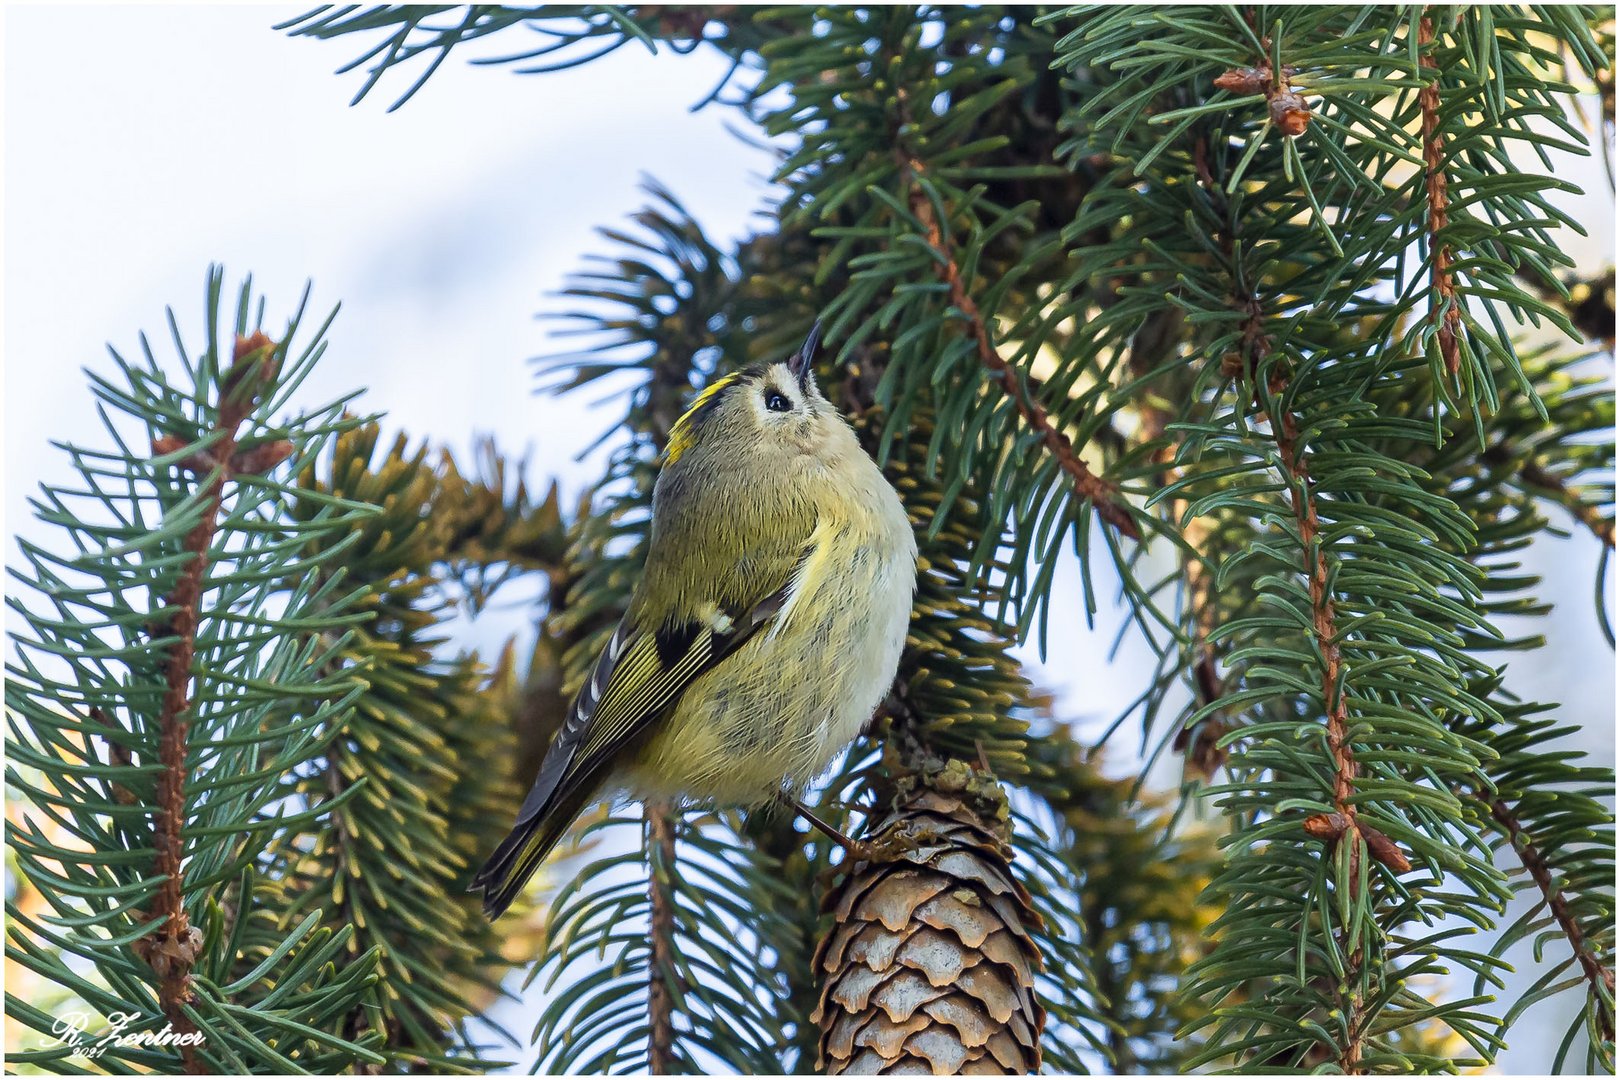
473,459,820,917
510,577,797,830
471,578,798,916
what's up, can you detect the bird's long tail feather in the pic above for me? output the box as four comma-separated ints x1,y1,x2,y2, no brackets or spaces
470,784,596,919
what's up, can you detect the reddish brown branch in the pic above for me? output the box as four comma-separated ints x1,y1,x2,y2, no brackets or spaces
138,330,278,1071
1269,397,1410,887
646,802,677,1074
1197,125,1394,1070
1247,294,1414,1072
892,145,1139,540
1199,132,1367,844
1485,796,1615,1042
1419,15,1462,377
1264,364,1375,1076
1269,413,1354,807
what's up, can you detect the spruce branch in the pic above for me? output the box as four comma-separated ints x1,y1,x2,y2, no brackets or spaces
1450,675,1616,1071
646,803,678,1075
1484,794,1616,1043
1418,14,1463,378
140,329,282,1070
275,422,557,1070
1261,359,1383,1076
890,110,1139,541
1120,31,1492,1059
7,269,395,1072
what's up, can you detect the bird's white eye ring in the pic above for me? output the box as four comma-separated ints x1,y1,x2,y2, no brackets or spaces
764,389,792,413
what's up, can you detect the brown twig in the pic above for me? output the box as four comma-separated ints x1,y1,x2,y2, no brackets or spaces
1196,133,1368,841
1263,360,1412,892
1419,14,1463,377
646,802,678,1074
1193,142,1371,813
138,330,278,1072
888,91,1138,539
1484,796,1615,1042
1268,412,1357,810
1193,122,1393,1073
1264,355,1377,1076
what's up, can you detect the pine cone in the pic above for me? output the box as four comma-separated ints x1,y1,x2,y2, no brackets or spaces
812,786,1045,1074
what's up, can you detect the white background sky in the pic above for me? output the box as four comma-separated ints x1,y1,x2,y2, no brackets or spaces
4,4,1614,1074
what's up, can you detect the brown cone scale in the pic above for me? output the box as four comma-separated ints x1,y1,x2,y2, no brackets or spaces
812,785,1045,1074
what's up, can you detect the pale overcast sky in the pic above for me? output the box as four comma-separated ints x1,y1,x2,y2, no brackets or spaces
5,5,1612,1073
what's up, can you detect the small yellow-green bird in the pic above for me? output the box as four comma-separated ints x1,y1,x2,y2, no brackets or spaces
473,325,917,918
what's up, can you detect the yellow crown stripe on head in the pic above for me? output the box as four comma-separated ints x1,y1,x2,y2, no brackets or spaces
665,371,745,465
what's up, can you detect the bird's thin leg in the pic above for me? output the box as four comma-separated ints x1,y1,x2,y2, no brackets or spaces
775,791,868,860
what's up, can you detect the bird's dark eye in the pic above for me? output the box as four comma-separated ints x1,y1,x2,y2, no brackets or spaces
764,389,792,413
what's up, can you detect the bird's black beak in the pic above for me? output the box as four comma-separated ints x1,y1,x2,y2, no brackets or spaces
788,320,822,391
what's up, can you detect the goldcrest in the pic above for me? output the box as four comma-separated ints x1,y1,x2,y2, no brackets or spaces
474,325,917,918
